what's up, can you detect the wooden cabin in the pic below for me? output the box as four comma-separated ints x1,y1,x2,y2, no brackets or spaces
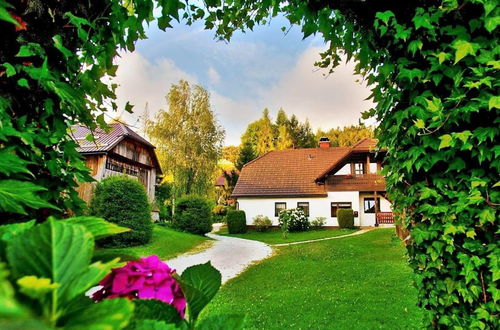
72,123,162,203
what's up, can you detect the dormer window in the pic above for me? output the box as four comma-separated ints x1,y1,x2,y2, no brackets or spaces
354,163,365,175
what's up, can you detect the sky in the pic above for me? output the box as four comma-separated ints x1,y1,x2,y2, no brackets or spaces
111,16,375,146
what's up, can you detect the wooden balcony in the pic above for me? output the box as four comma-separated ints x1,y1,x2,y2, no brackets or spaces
325,174,386,192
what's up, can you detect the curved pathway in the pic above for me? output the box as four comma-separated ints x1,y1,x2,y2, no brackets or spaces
271,228,374,247
165,233,273,284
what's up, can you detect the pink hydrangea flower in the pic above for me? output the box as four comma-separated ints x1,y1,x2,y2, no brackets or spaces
92,255,186,317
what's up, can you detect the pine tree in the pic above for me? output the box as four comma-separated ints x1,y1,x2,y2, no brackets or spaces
236,140,257,170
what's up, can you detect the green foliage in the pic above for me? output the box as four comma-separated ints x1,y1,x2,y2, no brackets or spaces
278,208,309,232
0,217,131,328
145,80,224,197
310,217,326,229
90,175,152,248
337,209,354,229
226,210,246,234
316,125,375,147
174,195,212,235
236,140,257,170
200,0,499,326
252,215,272,232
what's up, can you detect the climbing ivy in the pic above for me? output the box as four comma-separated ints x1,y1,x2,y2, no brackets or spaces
199,0,499,327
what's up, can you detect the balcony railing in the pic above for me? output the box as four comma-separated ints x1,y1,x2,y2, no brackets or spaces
325,174,386,191
376,212,394,224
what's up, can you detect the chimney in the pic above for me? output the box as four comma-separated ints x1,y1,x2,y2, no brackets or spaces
319,137,330,149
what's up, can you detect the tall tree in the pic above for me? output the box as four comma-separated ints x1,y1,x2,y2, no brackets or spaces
221,145,240,164
317,125,375,147
295,119,316,148
255,109,275,155
276,108,288,126
146,80,224,196
236,140,257,170
276,125,293,150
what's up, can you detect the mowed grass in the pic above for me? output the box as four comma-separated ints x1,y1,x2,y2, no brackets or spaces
217,227,358,244
107,225,210,260
202,229,423,329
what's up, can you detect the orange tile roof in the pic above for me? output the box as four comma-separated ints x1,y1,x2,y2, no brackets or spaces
232,138,382,197
232,147,350,197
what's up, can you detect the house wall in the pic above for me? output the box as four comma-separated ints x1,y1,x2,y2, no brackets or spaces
76,154,107,203
237,191,390,227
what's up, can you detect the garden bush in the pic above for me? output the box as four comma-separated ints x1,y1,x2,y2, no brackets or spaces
89,175,152,247
173,195,212,235
278,208,309,232
337,209,354,229
226,210,246,234
212,204,229,223
252,215,272,232
310,217,326,229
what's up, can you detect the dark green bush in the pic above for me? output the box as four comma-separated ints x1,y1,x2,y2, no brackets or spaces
337,209,354,229
173,195,212,235
89,175,152,247
226,210,246,234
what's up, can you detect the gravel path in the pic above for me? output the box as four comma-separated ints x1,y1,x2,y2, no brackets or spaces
165,233,273,284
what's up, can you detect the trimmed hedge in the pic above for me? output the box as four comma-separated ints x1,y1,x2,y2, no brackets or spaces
337,209,354,229
89,175,152,247
174,195,212,235
226,210,246,234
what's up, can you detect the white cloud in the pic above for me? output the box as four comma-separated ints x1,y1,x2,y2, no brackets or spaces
259,46,375,131
207,66,221,84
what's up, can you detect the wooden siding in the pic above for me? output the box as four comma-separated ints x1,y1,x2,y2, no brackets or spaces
325,174,386,192
112,139,152,167
76,154,107,203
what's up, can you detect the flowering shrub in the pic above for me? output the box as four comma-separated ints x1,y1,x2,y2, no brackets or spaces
310,217,326,229
252,215,272,232
92,255,186,317
278,208,309,232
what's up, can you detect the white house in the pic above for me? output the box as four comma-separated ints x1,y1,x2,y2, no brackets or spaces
231,138,393,227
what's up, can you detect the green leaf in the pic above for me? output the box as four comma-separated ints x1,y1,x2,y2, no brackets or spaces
0,0,20,26
63,216,130,240
0,262,27,319
488,96,500,109
0,180,58,215
425,97,442,112
414,119,425,129
196,314,247,330
484,16,500,33
6,219,94,306
375,11,395,25
133,319,179,330
17,78,29,88
0,149,33,177
64,298,134,330
2,63,16,77
132,299,183,324
17,276,59,300
179,262,221,322
452,40,477,64
436,52,448,64
438,134,453,149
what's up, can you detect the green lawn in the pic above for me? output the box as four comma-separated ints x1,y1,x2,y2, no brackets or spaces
217,227,358,244
105,225,210,260
202,229,423,329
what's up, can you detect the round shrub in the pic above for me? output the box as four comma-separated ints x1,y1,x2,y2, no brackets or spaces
310,216,326,229
278,208,309,232
226,210,246,234
337,209,354,228
252,215,272,232
174,195,212,235
89,175,152,247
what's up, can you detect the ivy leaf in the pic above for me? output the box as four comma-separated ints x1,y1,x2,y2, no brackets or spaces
2,63,16,77
0,180,58,215
426,97,442,112
17,78,29,88
488,96,500,109
414,119,426,129
438,134,453,149
484,16,499,33
436,52,448,64
413,13,434,30
375,11,395,25
452,40,477,64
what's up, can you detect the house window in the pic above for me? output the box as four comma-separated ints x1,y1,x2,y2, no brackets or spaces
331,202,352,217
364,198,380,214
354,163,365,175
275,202,286,217
297,202,310,217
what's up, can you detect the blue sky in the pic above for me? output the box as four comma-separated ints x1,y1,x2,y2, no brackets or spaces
113,17,374,145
